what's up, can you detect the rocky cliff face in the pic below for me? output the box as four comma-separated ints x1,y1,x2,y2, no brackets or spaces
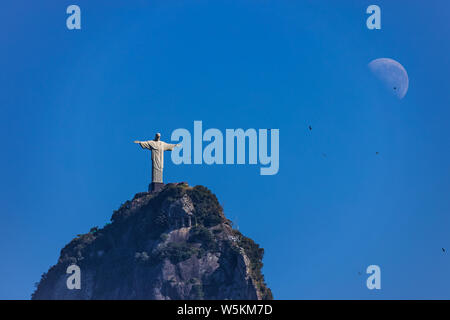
32,183,272,300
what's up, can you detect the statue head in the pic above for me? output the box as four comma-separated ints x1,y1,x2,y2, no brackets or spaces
154,133,161,141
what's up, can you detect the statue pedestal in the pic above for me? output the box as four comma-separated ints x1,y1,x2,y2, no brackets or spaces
149,182,164,193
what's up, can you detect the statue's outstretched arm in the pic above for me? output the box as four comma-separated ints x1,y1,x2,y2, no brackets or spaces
163,142,180,151
134,140,154,150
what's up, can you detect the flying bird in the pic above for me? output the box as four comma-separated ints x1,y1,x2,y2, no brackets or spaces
308,125,312,131
442,248,446,253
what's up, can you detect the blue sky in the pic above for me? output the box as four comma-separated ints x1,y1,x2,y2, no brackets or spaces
0,1,449,299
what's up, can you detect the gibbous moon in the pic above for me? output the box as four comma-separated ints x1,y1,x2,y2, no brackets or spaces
368,58,409,99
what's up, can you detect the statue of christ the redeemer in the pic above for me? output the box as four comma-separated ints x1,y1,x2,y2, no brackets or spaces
134,133,180,192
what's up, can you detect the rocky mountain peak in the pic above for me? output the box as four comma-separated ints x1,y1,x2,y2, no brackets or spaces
32,183,272,300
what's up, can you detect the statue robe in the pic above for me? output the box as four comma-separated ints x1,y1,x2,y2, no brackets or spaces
138,140,177,183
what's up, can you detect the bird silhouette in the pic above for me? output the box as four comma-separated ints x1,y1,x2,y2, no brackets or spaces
308,125,312,131
376,152,379,155
442,248,446,253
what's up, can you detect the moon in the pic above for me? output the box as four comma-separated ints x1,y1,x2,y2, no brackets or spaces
368,58,409,99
